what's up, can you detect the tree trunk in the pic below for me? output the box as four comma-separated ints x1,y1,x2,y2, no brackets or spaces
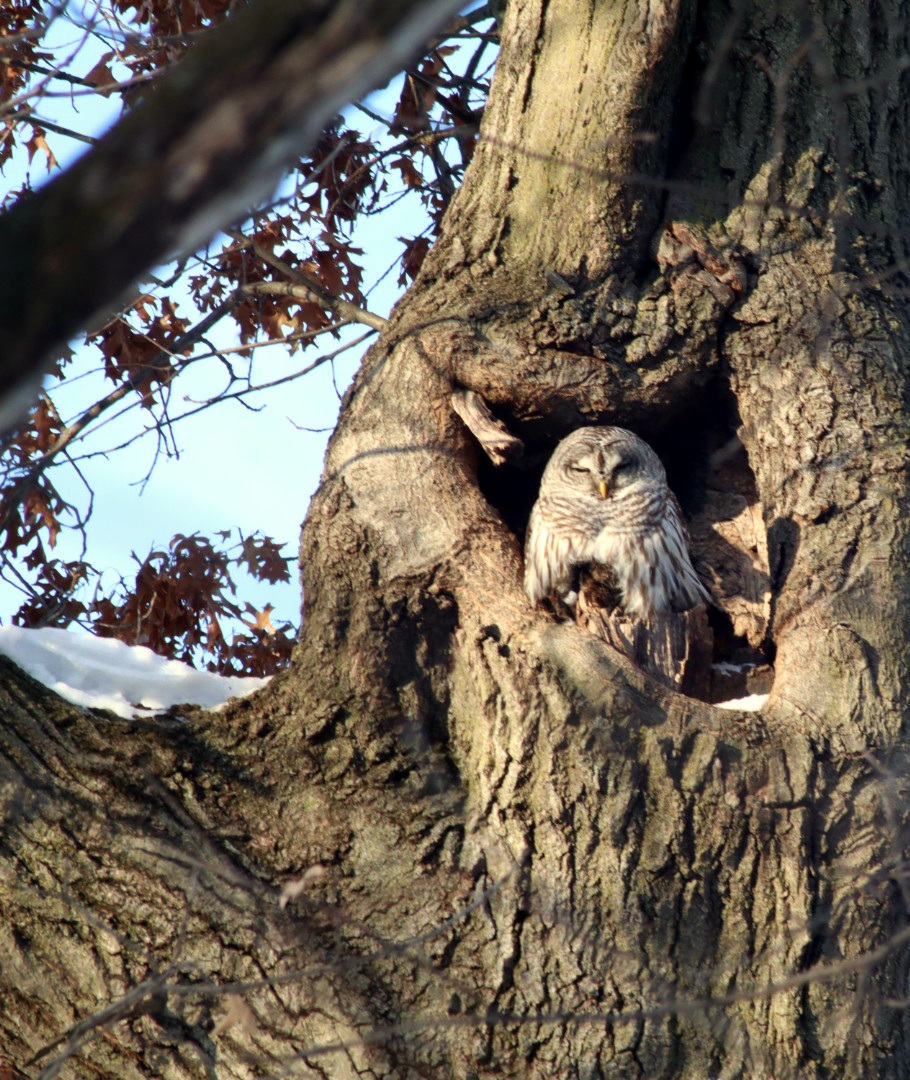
4,1,910,1078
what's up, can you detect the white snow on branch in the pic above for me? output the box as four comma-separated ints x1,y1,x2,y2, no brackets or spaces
0,626,269,719
715,693,769,712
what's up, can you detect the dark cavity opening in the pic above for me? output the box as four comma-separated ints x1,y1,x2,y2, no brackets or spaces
477,380,775,706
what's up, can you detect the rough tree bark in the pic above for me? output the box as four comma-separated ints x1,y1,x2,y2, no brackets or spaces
3,1,910,1078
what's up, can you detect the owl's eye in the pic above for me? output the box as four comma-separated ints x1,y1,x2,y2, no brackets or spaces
612,456,635,476
568,464,590,475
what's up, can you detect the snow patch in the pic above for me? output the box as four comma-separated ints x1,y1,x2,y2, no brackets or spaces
713,661,755,674
0,626,269,719
715,693,769,712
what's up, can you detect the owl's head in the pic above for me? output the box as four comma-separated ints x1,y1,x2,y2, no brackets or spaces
543,426,666,503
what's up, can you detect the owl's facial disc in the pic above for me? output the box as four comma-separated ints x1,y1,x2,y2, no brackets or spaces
566,448,642,500
567,455,597,487
566,453,626,500
605,450,642,490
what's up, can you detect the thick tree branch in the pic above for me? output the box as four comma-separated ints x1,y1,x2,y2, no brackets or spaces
0,0,463,427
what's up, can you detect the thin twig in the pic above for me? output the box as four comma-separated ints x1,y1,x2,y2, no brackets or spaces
0,294,239,540
227,228,387,331
160,331,374,430
6,110,98,145
61,320,365,463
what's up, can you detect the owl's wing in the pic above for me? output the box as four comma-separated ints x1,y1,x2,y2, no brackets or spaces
524,503,579,605
665,496,711,612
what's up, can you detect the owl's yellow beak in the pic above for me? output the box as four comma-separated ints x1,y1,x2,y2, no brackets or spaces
598,479,609,500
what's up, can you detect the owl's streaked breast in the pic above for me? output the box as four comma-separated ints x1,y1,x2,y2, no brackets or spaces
524,426,709,617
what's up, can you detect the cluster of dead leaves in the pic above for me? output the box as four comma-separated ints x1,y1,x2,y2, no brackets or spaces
0,399,66,559
196,128,378,349
14,530,295,678
0,0,54,172
93,296,190,405
107,0,235,78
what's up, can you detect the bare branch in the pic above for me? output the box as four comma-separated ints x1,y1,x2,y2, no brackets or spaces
451,388,524,466
155,331,374,433
64,327,373,464
6,110,99,146
231,230,388,331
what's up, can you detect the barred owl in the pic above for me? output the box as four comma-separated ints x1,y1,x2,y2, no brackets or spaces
524,426,709,617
